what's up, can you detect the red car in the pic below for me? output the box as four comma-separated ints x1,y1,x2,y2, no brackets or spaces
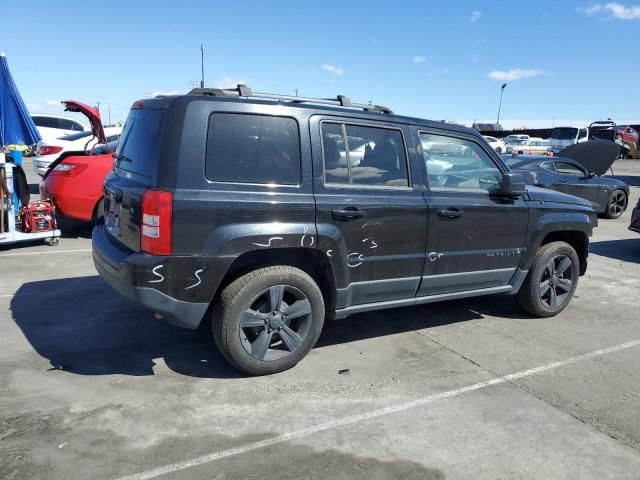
616,125,639,146
40,101,114,222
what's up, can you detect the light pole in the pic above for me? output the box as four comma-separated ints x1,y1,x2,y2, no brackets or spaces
496,83,507,130
96,101,102,123
200,43,205,88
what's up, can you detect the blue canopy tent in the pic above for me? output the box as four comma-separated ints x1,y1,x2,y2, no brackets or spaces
0,53,58,244
0,52,41,149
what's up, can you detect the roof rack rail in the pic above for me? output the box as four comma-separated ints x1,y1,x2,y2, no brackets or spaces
187,84,393,114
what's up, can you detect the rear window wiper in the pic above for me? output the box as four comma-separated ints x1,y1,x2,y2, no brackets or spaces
113,153,133,163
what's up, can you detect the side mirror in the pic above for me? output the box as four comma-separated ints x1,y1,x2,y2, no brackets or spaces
499,172,526,197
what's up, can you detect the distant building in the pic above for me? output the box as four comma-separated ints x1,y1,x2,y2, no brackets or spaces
473,122,501,131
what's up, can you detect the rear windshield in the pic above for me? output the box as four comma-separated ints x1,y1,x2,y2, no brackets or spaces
550,127,578,140
115,108,164,177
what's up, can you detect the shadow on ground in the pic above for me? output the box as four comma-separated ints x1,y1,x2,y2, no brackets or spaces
589,238,640,263
57,217,93,239
10,275,527,378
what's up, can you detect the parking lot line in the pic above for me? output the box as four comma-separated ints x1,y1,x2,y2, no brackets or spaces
115,338,640,480
0,248,91,257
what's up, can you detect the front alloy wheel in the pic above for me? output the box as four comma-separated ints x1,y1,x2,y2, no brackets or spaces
538,255,574,309
605,190,627,219
516,241,579,317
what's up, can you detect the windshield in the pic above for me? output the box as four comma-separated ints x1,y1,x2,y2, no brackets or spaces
505,136,527,144
550,127,578,140
115,108,164,178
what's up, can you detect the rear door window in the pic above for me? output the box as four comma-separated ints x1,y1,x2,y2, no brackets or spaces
115,108,165,178
205,113,301,185
321,122,409,188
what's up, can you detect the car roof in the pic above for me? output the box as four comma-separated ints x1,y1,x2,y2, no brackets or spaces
139,94,481,138
31,113,84,122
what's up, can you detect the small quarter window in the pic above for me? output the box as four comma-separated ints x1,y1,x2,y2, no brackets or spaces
206,113,301,185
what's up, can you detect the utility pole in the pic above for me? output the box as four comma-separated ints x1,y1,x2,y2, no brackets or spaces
294,89,298,97
200,43,205,88
496,83,507,130
108,104,111,125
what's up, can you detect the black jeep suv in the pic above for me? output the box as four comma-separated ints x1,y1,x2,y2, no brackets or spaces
93,85,597,375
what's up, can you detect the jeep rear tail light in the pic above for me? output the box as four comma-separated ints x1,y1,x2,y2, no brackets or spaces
141,190,173,255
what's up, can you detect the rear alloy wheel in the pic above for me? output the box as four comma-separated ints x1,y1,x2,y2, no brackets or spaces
516,241,579,317
603,189,627,219
213,266,324,375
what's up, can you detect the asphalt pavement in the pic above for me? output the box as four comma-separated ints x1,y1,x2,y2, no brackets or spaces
1,158,639,479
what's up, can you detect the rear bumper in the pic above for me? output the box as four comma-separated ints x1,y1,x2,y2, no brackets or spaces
92,225,209,329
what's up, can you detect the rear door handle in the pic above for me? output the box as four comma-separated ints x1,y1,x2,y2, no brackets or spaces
331,208,365,221
438,208,464,219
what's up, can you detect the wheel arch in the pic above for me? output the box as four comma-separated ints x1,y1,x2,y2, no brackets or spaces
539,230,589,276
214,247,337,313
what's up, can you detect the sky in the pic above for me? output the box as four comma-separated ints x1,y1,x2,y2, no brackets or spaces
1,0,639,129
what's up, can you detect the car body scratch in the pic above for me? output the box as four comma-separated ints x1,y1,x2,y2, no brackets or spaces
148,265,165,283
347,252,365,268
185,269,204,290
252,237,283,248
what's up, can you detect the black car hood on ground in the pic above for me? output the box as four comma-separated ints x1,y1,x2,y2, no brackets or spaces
525,185,592,208
558,139,621,176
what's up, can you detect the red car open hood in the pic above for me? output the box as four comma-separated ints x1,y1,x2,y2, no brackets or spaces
61,100,106,144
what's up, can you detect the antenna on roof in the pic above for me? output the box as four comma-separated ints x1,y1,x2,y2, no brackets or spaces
188,84,393,114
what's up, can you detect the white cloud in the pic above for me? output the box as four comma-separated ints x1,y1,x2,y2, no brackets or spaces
604,2,640,18
149,89,184,97
321,64,344,76
579,4,603,15
212,76,248,89
412,55,427,63
579,3,640,19
45,99,59,106
442,68,452,74
470,11,482,22
488,68,550,81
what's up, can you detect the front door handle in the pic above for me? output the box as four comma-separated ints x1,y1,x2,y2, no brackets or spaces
438,208,464,219
331,208,365,221
559,179,568,184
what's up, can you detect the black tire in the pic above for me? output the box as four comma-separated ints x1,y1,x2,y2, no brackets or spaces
602,189,627,219
495,147,503,154
515,241,579,317
93,197,105,224
212,266,325,375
